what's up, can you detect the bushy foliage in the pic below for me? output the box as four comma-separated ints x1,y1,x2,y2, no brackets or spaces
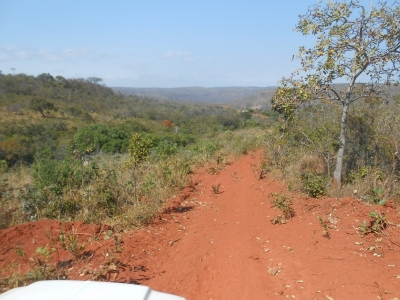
20,155,119,221
0,72,272,229
0,119,72,166
74,124,129,154
0,73,116,109
300,172,326,198
127,133,154,165
0,160,7,173
29,98,57,117
264,99,400,200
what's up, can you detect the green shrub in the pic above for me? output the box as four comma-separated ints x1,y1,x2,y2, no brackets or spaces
154,140,178,157
19,185,48,220
32,157,82,193
127,133,154,165
301,172,326,198
29,98,57,117
192,140,219,155
0,160,8,173
74,124,129,153
21,155,120,221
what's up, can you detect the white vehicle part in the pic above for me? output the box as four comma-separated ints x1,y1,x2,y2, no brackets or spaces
0,280,186,300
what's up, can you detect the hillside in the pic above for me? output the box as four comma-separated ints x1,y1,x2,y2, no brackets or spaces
0,72,277,232
228,87,277,110
112,86,269,104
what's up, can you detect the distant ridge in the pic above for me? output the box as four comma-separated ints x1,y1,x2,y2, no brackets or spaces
228,88,277,110
228,83,400,110
113,84,400,110
112,86,271,104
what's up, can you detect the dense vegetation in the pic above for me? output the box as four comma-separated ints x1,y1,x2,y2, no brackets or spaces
265,92,400,202
0,72,275,230
266,0,400,202
1,69,399,232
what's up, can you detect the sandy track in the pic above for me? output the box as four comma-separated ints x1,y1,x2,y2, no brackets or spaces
1,150,400,299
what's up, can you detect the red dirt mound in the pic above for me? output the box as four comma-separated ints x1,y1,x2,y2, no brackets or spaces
1,150,400,299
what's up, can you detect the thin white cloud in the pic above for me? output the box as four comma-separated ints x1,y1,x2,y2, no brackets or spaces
4,45,18,51
184,57,196,62
0,46,92,62
0,52,11,61
63,49,88,57
39,50,64,62
16,51,31,59
162,51,190,58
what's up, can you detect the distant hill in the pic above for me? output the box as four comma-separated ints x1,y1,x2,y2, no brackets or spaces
113,84,400,110
228,83,400,110
112,86,270,104
228,88,277,110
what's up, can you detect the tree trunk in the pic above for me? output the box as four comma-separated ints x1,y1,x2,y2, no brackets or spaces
333,101,350,190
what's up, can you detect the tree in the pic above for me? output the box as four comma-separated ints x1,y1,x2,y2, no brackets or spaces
29,98,58,117
163,119,174,128
36,73,55,83
272,0,400,189
87,77,103,85
126,133,154,202
74,124,128,153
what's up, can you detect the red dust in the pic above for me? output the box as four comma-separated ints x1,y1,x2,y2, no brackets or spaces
1,150,400,299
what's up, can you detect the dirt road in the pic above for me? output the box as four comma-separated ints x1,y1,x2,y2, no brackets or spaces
1,150,400,299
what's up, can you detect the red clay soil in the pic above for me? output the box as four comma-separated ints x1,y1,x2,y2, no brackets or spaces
1,150,400,299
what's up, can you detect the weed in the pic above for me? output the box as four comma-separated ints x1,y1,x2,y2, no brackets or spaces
113,234,123,253
35,244,55,262
207,167,220,175
0,160,7,173
259,160,268,180
368,187,386,205
270,192,295,224
212,184,221,194
0,243,62,292
358,210,388,236
318,216,331,239
87,256,126,281
216,153,225,165
358,220,370,236
59,229,86,258
25,267,47,282
15,246,25,257
0,272,25,290
104,229,113,241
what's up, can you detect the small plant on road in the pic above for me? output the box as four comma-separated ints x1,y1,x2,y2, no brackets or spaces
358,211,388,236
318,216,331,239
212,184,221,195
270,192,294,224
259,160,268,180
59,228,86,258
15,246,26,258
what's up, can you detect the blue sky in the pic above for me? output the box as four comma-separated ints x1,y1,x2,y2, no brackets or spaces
0,0,370,87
